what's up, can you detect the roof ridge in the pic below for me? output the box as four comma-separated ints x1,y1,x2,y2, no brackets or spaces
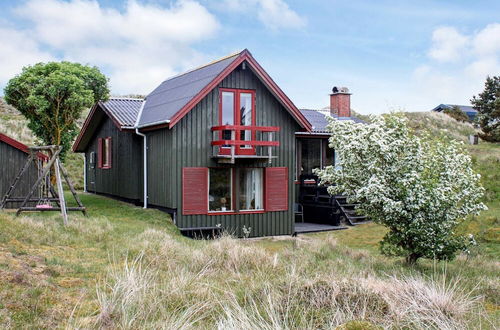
155,50,244,85
108,97,144,101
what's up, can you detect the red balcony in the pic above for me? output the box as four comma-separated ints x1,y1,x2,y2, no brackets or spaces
211,125,280,163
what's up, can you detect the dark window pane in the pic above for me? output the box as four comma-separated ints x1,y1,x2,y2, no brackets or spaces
222,92,234,142
102,139,110,167
324,141,335,167
238,168,263,210
209,168,232,211
300,139,321,175
240,93,252,147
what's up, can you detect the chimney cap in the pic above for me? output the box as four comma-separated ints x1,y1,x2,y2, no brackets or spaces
331,86,350,94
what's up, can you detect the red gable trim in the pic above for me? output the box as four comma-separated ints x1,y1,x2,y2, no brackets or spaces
167,50,312,131
0,133,48,161
72,102,125,152
73,103,99,152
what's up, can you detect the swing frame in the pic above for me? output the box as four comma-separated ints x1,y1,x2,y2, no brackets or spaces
0,145,86,225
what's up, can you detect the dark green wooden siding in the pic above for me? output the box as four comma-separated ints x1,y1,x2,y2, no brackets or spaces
146,65,300,236
84,116,143,201
0,141,39,208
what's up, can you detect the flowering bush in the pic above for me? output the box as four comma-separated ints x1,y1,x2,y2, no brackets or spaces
315,113,487,264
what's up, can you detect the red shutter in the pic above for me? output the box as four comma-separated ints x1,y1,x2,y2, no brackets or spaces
182,167,209,215
265,167,288,211
97,138,103,168
107,138,112,168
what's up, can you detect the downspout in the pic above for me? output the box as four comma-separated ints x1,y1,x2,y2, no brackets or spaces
135,100,148,208
83,153,87,193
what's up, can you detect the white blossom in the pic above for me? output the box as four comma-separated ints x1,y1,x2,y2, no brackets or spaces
315,113,487,262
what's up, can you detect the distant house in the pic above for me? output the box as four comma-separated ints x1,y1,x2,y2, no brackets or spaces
73,49,365,237
0,133,47,208
432,104,477,121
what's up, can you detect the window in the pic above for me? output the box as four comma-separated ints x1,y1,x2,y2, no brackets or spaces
239,92,253,148
209,168,232,212
219,88,256,155
221,91,235,143
297,138,335,179
182,166,288,215
300,139,321,175
238,168,263,210
98,137,112,169
207,167,263,213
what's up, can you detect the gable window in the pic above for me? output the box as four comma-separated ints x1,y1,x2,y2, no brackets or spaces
98,137,112,169
219,88,256,155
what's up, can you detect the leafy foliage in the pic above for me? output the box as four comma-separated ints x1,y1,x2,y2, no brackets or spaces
471,76,500,142
4,62,109,158
443,105,470,122
315,113,487,263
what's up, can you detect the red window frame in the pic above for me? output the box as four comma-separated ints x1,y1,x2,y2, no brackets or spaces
98,137,112,169
218,88,256,156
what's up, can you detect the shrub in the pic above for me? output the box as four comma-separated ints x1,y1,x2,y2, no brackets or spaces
315,113,487,264
443,105,470,122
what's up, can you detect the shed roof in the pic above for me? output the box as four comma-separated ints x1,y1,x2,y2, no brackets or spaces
298,109,366,135
0,133,48,160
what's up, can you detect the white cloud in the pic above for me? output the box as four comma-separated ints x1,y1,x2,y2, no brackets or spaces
412,23,500,109
427,27,469,62
219,0,306,30
257,0,306,30
0,27,55,84
472,23,500,56
1,0,220,94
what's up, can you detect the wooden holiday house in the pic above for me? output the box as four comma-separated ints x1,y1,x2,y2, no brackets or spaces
73,49,365,237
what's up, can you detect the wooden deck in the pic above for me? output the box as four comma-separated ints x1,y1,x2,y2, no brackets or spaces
293,222,347,235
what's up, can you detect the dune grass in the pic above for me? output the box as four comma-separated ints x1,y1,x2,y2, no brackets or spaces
0,193,498,329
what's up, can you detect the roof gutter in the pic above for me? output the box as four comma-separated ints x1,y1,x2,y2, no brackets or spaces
136,119,170,129
134,100,148,208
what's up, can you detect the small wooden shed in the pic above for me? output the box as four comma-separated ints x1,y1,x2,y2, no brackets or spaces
0,133,47,208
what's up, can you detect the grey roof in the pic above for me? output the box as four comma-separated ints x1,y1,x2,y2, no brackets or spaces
299,109,366,134
432,104,477,114
432,104,477,120
101,98,144,128
138,53,241,127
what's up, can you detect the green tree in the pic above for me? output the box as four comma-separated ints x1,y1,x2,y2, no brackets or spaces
4,62,109,159
443,105,470,122
471,76,500,142
315,114,486,264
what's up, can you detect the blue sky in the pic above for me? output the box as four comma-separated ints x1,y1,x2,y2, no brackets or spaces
0,0,499,114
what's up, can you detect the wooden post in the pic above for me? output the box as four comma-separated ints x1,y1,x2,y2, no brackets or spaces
268,132,273,164
16,147,61,216
59,162,86,216
54,157,68,225
230,130,235,164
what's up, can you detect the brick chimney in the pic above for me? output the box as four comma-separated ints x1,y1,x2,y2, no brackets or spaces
330,87,351,117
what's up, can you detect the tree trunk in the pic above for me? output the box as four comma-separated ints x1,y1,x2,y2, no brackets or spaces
50,129,62,185
405,253,421,265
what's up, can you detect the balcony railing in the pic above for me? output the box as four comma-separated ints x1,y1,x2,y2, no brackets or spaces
211,125,280,163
